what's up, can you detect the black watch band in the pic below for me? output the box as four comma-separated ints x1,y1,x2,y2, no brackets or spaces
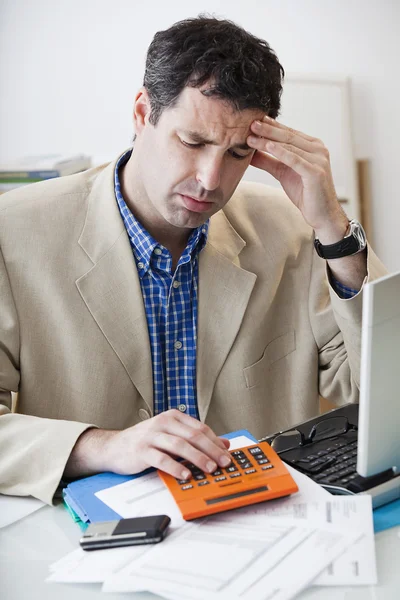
314,220,367,260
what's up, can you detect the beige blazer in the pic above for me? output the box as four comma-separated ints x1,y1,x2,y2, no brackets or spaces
0,154,386,503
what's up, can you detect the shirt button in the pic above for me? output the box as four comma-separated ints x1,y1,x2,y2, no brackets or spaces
137,262,144,270
172,280,180,288
178,404,187,413
154,248,162,255
174,341,183,350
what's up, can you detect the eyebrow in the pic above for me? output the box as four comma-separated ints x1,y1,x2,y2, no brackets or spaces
180,130,251,151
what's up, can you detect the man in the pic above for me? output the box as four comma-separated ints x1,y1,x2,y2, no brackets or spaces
0,16,385,504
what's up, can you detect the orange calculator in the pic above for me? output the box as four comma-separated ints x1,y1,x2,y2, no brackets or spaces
158,441,299,520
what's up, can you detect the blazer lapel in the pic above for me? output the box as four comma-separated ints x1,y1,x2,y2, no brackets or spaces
76,158,153,413
197,210,256,421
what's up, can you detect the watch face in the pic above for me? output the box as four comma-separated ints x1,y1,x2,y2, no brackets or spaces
351,221,367,249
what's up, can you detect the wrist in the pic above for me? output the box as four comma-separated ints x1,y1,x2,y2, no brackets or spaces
313,212,349,246
65,427,117,478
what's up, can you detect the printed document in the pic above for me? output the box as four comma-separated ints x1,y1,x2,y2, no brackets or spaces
102,510,360,599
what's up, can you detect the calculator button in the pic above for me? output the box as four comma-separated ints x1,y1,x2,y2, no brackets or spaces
241,462,253,469
231,450,245,457
212,469,222,476
261,465,274,471
194,473,206,480
249,446,263,455
254,453,267,460
197,480,210,487
176,478,190,484
244,468,256,474
226,465,238,473
214,476,227,482
257,458,269,465
230,472,242,479
236,458,249,465
181,484,193,490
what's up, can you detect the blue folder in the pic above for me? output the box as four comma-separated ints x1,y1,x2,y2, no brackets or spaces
63,429,257,524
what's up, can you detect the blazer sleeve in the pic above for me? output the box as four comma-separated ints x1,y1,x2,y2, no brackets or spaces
0,247,92,505
308,244,388,403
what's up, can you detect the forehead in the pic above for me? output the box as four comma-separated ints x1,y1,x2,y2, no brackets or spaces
162,86,264,145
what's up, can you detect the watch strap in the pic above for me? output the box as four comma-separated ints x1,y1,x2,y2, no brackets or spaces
314,220,366,260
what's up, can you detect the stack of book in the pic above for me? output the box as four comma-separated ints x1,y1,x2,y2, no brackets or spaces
0,154,92,193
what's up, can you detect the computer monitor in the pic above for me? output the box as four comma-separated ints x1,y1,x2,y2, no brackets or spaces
358,270,400,478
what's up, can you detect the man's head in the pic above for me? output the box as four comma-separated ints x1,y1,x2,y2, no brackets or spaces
126,16,284,241
143,16,284,126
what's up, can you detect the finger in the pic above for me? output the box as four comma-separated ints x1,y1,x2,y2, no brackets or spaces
250,149,287,181
220,437,230,449
169,409,229,452
146,446,192,480
151,431,229,474
250,118,321,155
248,132,323,166
261,115,318,143
248,139,314,180
158,411,232,467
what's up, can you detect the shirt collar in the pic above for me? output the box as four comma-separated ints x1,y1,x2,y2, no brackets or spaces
114,149,209,276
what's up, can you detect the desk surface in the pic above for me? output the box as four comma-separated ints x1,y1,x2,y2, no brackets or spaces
1,503,399,600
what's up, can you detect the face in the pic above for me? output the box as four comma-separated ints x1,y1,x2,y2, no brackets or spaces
130,86,264,235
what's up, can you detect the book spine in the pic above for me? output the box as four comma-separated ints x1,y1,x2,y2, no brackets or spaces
0,177,55,184
0,170,60,180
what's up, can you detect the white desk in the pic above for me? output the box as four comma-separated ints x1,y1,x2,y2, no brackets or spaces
1,502,399,600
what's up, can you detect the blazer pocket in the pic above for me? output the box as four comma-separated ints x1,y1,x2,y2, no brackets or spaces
243,330,296,389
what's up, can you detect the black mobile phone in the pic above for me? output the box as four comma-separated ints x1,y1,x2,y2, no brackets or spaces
79,515,171,551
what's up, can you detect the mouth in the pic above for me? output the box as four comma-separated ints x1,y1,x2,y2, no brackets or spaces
179,194,214,213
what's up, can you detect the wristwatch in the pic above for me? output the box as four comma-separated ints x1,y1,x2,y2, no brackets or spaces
314,219,367,260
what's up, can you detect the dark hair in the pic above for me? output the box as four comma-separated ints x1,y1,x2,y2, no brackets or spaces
143,15,284,125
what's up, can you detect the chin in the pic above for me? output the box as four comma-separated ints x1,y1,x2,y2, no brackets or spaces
166,209,209,230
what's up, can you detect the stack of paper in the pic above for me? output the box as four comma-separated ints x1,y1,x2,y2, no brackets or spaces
47,436,377,599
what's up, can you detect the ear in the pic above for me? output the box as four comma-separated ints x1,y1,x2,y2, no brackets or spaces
133,87,152,135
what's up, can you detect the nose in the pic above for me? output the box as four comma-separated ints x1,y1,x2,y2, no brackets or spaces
196,153,223,191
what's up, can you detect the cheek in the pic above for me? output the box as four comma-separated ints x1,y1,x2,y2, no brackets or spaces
222,159,251,189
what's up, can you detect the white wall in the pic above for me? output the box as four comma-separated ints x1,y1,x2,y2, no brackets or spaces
1,0,399,269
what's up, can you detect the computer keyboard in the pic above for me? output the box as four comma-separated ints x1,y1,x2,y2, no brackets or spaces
287,438,359,488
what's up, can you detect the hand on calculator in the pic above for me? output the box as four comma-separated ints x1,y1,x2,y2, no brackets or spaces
65,409,232,480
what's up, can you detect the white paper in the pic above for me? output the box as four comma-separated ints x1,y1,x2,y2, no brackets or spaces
254,487,377,585
96,470,186,530
225,435,257,450
0,494,45,528
313,495,377,585
102,510,359,600
47,545,149,583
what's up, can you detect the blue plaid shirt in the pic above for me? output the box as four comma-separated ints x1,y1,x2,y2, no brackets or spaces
115,150,207,418
114,150,357,418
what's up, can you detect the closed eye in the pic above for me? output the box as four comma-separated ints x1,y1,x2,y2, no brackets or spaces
180,138,251,160
180,139,203,149
229,149,251,160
